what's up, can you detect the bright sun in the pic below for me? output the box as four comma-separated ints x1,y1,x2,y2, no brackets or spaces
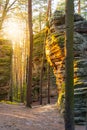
4,19,24,42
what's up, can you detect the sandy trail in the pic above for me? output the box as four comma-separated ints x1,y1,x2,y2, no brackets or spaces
0,103,85,130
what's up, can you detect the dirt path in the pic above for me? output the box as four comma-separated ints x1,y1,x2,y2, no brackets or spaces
0,103,85,130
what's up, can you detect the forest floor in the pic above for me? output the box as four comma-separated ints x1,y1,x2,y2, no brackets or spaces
0,102,86,130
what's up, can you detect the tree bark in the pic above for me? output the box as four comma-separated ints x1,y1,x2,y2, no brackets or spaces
64,0,75,130
47,0,51,19
78,0,81,14
47,63,50,104
26,0,33,107
39,38,45,105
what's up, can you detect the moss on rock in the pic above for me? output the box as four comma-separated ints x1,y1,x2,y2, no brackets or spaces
46,11,87,124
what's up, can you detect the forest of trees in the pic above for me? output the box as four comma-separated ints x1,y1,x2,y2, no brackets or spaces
0,0,87,130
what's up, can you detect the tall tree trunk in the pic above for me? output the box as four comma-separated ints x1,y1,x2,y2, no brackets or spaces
64,0,75,130
9,53,13,102
47,0,51,19
47,63,50,104
20,68,23,102
78,0,81,14
86,93,87,130
0,0,17,30
26,0,33,107
39,0,52,105
39,10,41,32
46,0,51,104
39,38,46,105
15,67,19,100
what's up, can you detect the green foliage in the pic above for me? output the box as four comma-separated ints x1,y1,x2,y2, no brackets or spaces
33,31,45,57
56,1,65,13
0,39,12,100
74,0,87,19
57,93,65,113
56,0,87,19
0,100,18,105
57,35,65,46
0,57,11,63
32,31,57,102
45,21,49,28
32,0,47,32
51,33,65,45
32,76,40,82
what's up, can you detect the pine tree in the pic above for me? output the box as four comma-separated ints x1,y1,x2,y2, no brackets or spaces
64,0,75,130
26,0,33,107
78,0,81,14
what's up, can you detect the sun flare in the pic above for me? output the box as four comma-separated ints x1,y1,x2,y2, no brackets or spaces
4,19,24,42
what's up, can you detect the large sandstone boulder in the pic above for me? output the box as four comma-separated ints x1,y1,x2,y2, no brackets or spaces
0,39,12,100
46,11,87,124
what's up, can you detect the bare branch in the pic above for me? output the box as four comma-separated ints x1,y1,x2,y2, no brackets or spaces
7,0,17,11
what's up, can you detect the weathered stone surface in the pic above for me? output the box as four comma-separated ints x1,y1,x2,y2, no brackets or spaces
32,33,57,102
74,21,87,33
46,11,87,124
0,39,12,100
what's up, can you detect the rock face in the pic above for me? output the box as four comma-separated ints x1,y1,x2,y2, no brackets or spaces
0,39,12,100
32,33,57,102
46,11,87,124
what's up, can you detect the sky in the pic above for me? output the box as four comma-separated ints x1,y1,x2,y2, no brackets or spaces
9,0,58,11
53,0,58,10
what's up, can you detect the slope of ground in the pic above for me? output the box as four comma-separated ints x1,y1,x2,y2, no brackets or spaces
0,103,85,130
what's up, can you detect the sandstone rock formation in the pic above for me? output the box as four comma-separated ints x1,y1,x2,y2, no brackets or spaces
0,39,12,100
32,33,57,102
46,11,87,124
